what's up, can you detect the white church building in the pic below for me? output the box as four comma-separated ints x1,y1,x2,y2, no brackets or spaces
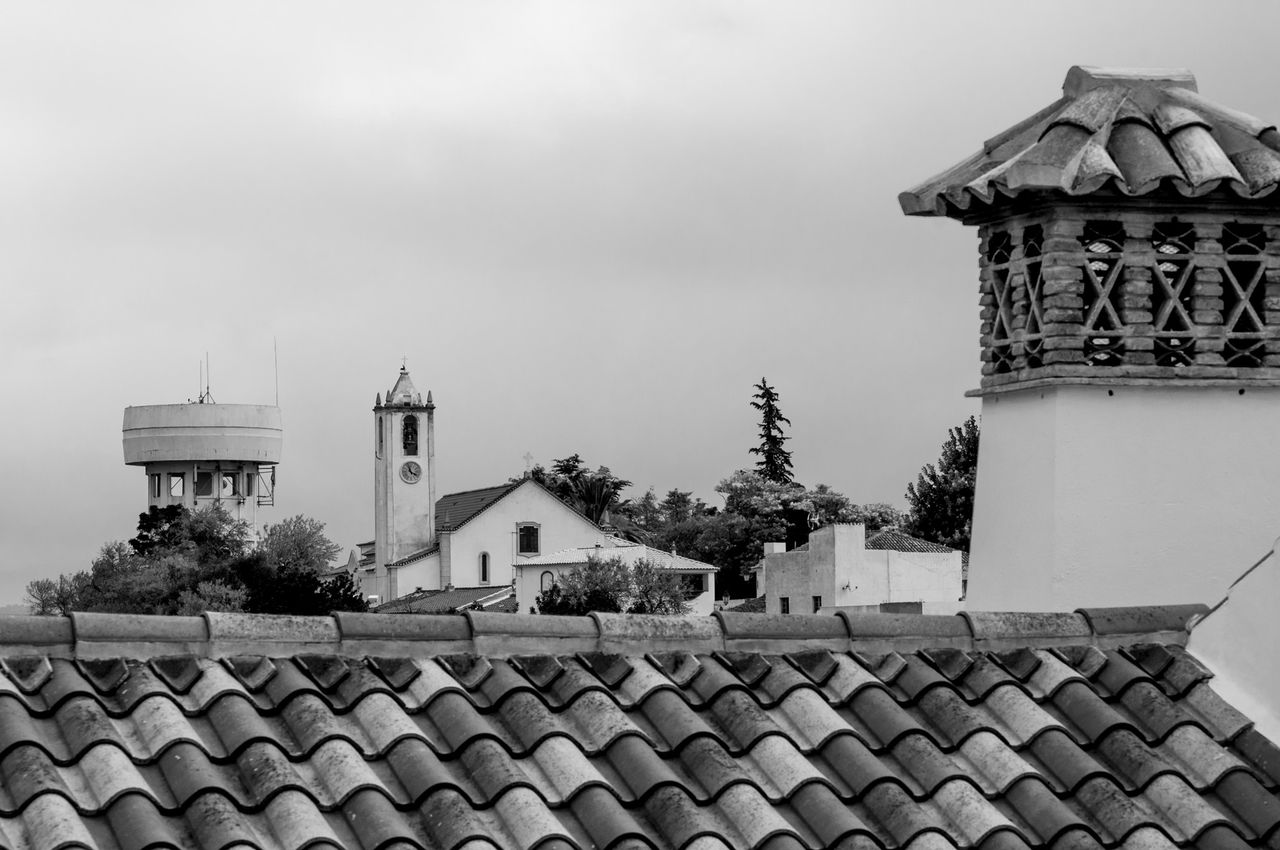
349,366,716,611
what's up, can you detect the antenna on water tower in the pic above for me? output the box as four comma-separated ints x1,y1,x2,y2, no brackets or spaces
198,352,215,404
274,337,279,406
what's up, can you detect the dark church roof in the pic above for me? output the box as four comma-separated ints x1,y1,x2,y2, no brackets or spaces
900,66,1280,218
434,482,519,534
0,605,1277,849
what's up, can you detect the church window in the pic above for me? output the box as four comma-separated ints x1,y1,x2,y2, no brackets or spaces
194,471,214,498
377,416,384,459
479,552,490,584
403,415,419,456
169,473,184,499
517,523,540,556
540,571,554,592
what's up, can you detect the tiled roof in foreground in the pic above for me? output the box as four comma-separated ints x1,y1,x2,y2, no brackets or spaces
0,605,1277,849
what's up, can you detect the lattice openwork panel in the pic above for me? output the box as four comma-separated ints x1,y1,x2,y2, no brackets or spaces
1080,221,1127,366
975,210,1280,388
1221,222,1269,367
1021,225,1045,369
1151,221,1196,367
984,230,1017,374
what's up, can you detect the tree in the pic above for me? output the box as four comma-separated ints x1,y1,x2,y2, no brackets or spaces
902,416,980,551
25,574,86,616
628,559,691,615
749,378,793,484
176,580,247,615
623,488,662,531
569,469,632,525
659,489,698,525
534,555,690,615
260,515,343,573
27,504,366,616
515,454,633,525
128,505,189,556
845,502,905,533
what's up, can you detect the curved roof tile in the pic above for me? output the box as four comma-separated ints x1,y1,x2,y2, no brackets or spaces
900,66,1280,217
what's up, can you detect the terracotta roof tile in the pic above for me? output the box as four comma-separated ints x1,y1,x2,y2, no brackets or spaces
0,605,1275,848
865,531,959,555
901,66,1280,218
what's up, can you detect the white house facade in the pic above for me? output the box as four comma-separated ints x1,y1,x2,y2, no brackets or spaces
383,479,606,601
754,524,964,615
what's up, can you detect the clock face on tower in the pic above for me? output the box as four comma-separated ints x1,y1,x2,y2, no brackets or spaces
400,461,422,484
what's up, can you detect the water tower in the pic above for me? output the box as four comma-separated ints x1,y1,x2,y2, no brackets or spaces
122,400,283,529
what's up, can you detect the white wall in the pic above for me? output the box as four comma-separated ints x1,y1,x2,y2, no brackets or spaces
396,482,602,596
1187,555,1280,741
391,552,442,598
969,385,1280,611
761,525,962,614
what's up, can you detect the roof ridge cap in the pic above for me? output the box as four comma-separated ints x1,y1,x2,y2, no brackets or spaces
0,604,1206,659
1064,65,1197,98
438,482,518,498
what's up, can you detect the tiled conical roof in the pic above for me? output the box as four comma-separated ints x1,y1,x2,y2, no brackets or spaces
900,66,1280,217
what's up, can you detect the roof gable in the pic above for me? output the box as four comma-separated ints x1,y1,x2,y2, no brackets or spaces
433,482,519,533
1,604,1277,848
434,478,600,536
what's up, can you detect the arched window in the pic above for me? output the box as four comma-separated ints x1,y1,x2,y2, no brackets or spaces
479,552,490,584
376,416,384,459
402,415,418,456
540,571,555,592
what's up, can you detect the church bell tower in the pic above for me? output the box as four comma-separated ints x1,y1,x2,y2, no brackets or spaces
901,67,1280,611
372,366,436,601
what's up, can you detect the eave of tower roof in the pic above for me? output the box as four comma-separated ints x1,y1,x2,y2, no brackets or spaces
900,66,1280,218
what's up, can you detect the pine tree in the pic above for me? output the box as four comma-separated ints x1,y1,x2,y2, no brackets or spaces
748,378,794,484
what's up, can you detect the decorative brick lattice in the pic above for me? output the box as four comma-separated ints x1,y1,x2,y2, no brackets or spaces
983,231,1016,374
1021,225,1045,369
1151,221,1196,367
1080,222,1127,367
1221,222,1269,367
975,209,1280,389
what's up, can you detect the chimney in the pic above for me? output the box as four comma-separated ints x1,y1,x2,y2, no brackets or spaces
901,66,1280,611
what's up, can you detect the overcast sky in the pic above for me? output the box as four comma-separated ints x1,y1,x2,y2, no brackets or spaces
3,2,1279,604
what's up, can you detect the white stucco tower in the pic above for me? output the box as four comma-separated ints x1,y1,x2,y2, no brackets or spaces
122,402,282,530
372,366,437,601
901,67,1280,610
